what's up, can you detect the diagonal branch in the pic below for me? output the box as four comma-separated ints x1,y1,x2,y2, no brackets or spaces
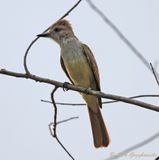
0,68,159,112
86,0,159,79
49,116,79,126
105,131,159,160
155,156,159,160
58,0,82,21
150,63,159,86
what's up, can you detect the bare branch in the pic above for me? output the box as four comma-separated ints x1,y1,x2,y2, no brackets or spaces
24,37,39,75
103,94,159,104
41,94,159,106
0,68,159,112
49,116,79,126
57,116,79,125
58,0,82,21
49,87,75,160
86,0,159,79
41,99,85,106
50,87,58,138
155,156,159,160
150,63,159,86
105,131,159,160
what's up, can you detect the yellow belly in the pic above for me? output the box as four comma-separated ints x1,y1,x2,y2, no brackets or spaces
64,56,99,112
64,56,95,88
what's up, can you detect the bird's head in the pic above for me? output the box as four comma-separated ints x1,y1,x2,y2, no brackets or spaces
37,19,75,45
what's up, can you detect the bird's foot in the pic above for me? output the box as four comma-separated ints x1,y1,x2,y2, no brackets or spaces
84,87,91,95
63,82,70,91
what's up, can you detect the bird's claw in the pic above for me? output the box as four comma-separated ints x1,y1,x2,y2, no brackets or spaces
63,82,70,91
85,87,91,94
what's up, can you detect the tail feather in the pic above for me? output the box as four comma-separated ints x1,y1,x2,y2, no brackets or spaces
88,106,110,148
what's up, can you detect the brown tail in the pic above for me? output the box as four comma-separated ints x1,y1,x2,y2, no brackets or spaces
88,106,110,148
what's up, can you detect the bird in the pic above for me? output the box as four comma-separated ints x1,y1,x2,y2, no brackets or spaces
37,19,110,148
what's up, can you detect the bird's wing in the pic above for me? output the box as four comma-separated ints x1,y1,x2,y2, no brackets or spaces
82,43,102,108
60,56,74,85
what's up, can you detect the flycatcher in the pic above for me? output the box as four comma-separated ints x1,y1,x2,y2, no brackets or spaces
37,20,110,148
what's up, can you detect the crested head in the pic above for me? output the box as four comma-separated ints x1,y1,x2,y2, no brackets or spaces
52,19,73,32
46,19,75,45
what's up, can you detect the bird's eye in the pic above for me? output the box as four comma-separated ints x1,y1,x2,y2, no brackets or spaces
54,27,61,32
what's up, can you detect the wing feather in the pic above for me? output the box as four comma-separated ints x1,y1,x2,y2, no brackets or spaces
60,56,74,84
82,44,102,108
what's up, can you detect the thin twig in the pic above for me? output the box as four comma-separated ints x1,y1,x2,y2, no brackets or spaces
86,0,159,78
58,0,82,21
51,87,58,137
103,94,159,104
23,0,82,75
57,116,79,125
24,37,40,74
41,99,85,106
0,68,159,112
49,116,79,126
105,131,159,160
50,86,75,160
150,63,159,86
155,156,159,160
41,94,159,106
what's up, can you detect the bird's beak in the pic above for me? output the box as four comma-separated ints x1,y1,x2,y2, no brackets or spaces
37,32,50,38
